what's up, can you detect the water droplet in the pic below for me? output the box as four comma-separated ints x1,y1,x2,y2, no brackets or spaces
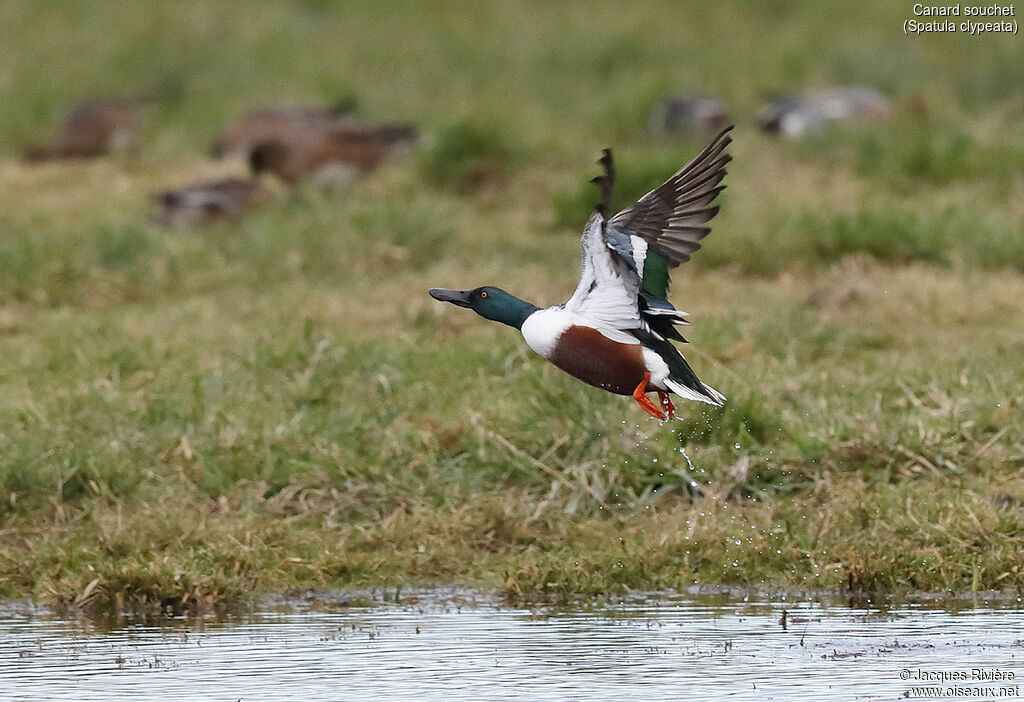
733,443,741,450
680,447,695,472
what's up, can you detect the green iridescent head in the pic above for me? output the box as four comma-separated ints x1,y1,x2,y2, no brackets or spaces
428,286,539,330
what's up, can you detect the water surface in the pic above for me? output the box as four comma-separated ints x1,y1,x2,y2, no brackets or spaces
2,589,1022,701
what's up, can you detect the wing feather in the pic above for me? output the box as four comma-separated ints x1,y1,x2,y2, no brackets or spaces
560,134,731,404
564,213,641,343
562,129,731,345
608,126,732,267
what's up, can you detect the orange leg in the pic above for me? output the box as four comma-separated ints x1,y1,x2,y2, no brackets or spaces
632,372,668,420
657,390,676,420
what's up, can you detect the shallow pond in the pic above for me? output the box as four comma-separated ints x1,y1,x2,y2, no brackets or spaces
2,589,1022,701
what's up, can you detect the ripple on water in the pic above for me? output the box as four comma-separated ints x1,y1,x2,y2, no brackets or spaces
1,590,1022,701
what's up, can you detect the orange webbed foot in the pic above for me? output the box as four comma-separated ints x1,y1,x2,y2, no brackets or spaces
633,372,668,420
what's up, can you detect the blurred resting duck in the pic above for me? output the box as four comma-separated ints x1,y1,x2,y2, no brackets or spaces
756,86,890,138
247,121,418,188
649,94,731,138
209,102,357,160
152,178,268,227
23,97,139,161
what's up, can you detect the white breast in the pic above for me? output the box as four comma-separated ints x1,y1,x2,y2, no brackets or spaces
520,306,572,359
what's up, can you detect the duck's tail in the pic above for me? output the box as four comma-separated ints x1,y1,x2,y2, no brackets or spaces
665,376,726,406
633,327,725,406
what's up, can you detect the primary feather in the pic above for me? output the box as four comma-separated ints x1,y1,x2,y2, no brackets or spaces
608,127,732,267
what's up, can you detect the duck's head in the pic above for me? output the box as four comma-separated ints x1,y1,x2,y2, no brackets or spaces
248,140,288,176
429,286,539,330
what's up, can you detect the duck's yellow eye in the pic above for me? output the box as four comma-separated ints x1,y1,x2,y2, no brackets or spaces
480,291,488,298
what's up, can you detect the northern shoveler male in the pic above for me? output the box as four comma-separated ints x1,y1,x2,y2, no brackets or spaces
429,126,732,420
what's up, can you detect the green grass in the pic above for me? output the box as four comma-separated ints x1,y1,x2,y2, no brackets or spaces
700,206,1024,275
0,1,1022,615
418,121,522,192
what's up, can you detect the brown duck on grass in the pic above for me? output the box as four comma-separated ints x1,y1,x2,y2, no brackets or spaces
23,97,140,161
247,121,418,188
209,101,358,160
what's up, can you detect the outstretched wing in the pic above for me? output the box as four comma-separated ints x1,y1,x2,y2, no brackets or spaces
563,130,732,346
566,135,731,406
608,126,732,268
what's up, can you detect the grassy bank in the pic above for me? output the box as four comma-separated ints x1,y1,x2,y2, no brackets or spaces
0,1,1021,615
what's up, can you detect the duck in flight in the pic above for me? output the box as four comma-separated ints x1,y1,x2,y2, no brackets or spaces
429,127,732,420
